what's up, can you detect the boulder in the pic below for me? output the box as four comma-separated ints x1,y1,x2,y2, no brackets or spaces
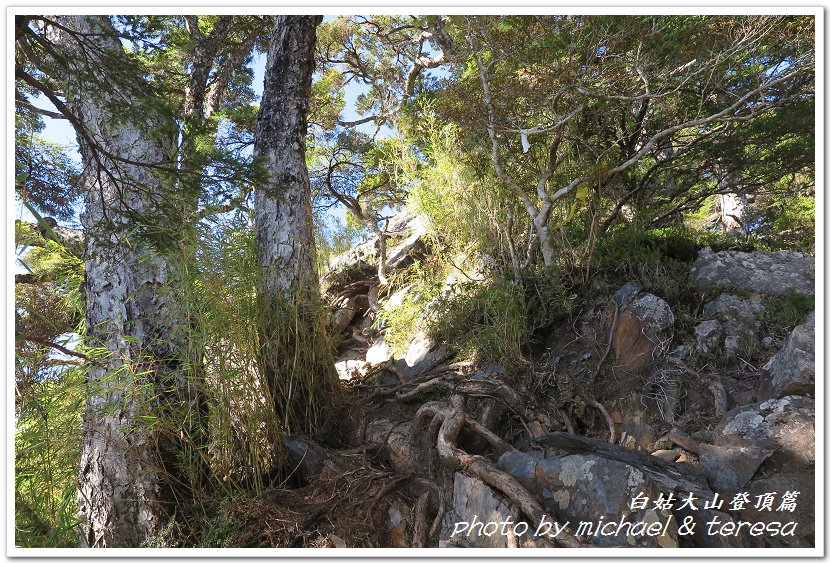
514,433,768,548
396,332,453,380
534,432,715,501
365,335,393,365
713,396,814,472
694,319,723,354
702,294,764,355
334,359,366,381
321,208,427,295
282,436,330,483
741,472,815,547
321,241,376,295
612,290,675,374
330,294,368,333
612,280,644,306
759,317,815,401
497,450,679,547
691,247,814,296
619,412,657,452
334,348,368,380
439,473,518,548
385,219,427,271
698,443,770,493
365,420,418,473
382,285,410,312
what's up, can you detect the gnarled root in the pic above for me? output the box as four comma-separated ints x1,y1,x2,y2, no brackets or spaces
433,395,587,548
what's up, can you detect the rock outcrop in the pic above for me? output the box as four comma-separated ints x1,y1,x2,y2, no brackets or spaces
713,396,815,473
759,316,815,401
701,294,765,355
691,247,814,296
611,285,675,374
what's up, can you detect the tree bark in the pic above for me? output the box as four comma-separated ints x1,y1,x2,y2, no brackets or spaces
719,170,747,236
42,16,187,547
254,15,336,435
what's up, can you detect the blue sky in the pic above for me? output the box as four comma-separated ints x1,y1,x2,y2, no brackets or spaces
24,25,377,230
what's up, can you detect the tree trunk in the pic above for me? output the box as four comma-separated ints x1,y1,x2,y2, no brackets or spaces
719,169,747,236
44,16,188,547
254,15,336,436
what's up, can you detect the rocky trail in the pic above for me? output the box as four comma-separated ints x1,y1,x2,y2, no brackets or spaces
243,210,815,549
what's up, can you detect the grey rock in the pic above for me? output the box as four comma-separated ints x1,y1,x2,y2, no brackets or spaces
703,294,764,354
396,332,453,380
334,358,366,381
365,335,392,365
321,209,427,295
698,443,771,493
621,413,656,451
331,298,358,333
713,396,814,472
472,363,504,381
439,473,517,548
694,319,723,354
497,451,679,547
761,336,775,348
366,420,417,472
673,506,753,548
613,280,644,306
691,247,814,296
630,293,676,332
741,472,815,547
759,320,815,401
669,345,689,360
334,348,367,381
535,432,715,501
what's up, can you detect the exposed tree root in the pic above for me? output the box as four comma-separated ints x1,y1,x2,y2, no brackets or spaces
431,395,588,548
586,395,616,444
413,401,515,456
396,376,453,402
412,492,431,548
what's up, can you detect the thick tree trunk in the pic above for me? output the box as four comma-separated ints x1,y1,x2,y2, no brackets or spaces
719,170,747,236
719,170,748,236
720,192,747,234
45,16,187,547
254,15,336,435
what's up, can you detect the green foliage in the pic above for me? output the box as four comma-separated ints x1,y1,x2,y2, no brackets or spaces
375,259,446,356
177,216,284,494
763,290,814,337
376,255,578,367
14,126,81,221
198,498,241,548
431,278,530,365
752,189,815,252
592,226,697,304
15,368,84,547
